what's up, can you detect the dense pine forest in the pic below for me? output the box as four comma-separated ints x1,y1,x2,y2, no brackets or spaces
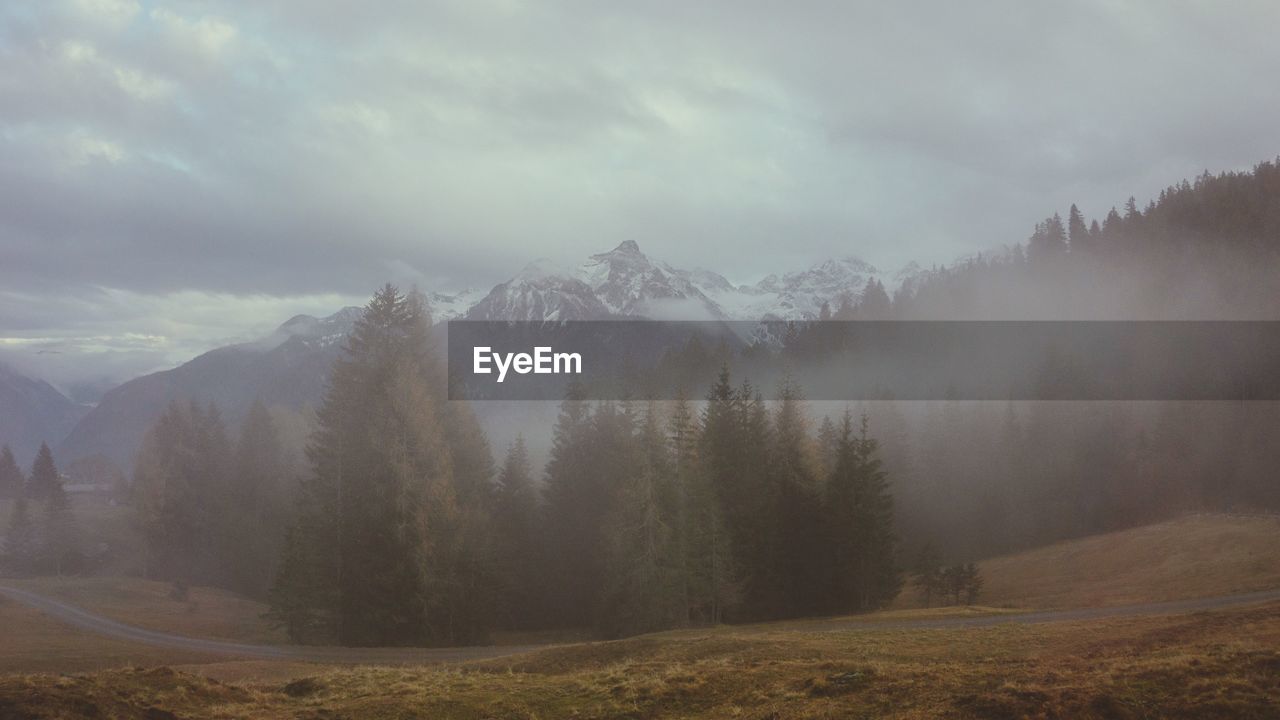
5,161,1280,647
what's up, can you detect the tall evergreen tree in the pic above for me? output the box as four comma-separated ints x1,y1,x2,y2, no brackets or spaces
600,403,684,636
0,446,23,499
826,412,901,612
491,436,542,629
133,400,230,584
27,443,59,500
769,379,824,617
1067,203,1089,253
541,380,602,625
4,494,39,573
42,467,79,575
224,399,287,597
270,285,493,646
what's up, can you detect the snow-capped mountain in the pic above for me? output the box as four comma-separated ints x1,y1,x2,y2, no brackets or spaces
53,243,913,469
425,289,482,322
465,259,612,321
577,240,726,320
253,306,364,351
463,241,896,324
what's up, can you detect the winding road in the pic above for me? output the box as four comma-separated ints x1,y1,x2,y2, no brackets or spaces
2,584,1278,665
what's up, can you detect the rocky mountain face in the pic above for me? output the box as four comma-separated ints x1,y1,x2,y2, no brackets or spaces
51,242,908,469
0,364,88,467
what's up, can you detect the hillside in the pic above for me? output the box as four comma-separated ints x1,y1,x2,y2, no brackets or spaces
936,514,1280,610
0,365,87,467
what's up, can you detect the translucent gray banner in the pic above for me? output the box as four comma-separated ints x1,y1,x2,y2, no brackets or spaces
445,321,1280,401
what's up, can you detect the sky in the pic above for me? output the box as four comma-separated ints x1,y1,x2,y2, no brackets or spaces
2,0,1279,396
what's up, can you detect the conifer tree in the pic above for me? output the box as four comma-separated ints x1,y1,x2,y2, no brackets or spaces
4,494,38,573
769,379,824,617
43,470,80,575
269,285,489,646
600,403,683,636
1068,203,1089,253
492,436,542,629
133,400,230,584
826,412,901,612
224,399,287,597
911,541,943,608
27,443,59,500
670,391,735,624
541,380,601,625
859,278,892,319
0,446,22,498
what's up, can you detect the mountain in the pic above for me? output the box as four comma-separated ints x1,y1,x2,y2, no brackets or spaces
709,256,881,321
465,241,892,324
57,307,362,471
0,364,88,467
58,243,894,469
576,240,726,320
465,259,613,321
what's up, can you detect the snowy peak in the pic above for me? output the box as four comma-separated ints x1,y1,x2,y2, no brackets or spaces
252,306,362,351
576,240,724,319
466,259,609,321
462,241,902,322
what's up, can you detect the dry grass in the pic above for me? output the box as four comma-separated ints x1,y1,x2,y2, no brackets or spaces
3,514,1279,716
894,513,1280,610
0,596,227,674
4,575,284,643
3,600,1278,718
976,514,1280,609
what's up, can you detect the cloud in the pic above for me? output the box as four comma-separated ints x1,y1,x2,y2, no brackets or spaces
2,0,1280,385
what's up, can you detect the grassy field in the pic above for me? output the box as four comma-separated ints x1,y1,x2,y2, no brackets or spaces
973,514,1280,610
1,599,1278,718
0,576,283,674
891,513,1280,610
2,513,1278,717
3,575,284,643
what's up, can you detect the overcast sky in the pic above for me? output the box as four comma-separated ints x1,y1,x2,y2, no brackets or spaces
2,0,1278,395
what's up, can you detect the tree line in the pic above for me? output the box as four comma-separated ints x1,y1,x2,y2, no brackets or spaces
256,285,902,646
2,443,81,575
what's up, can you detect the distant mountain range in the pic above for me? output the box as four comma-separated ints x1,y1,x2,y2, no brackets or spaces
462,240,909,322
0,364,89,468
6,242,915,471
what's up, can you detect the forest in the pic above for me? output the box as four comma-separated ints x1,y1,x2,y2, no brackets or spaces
4,161,1280,647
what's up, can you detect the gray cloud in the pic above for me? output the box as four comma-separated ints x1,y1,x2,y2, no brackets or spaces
2,0,1279,388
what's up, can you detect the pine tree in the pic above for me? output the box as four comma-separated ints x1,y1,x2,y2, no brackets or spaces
859,278,892,319
0,446,23,498
27,443,59,500
42,464,80,575
1067,203,1089,253
133,400,230,584
269,285,486,646
670,391,735,624
492,436,542,629
826,412,901,612
911,541,943,608
816,415,839,480
698,367,764,617
541,380,601,625
4,494,39,574
769,378,824,617
224,399,287,597
1028,214,1068,265
600,403,683,636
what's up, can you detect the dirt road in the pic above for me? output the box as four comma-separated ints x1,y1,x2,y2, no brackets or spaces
3,583,1278,665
